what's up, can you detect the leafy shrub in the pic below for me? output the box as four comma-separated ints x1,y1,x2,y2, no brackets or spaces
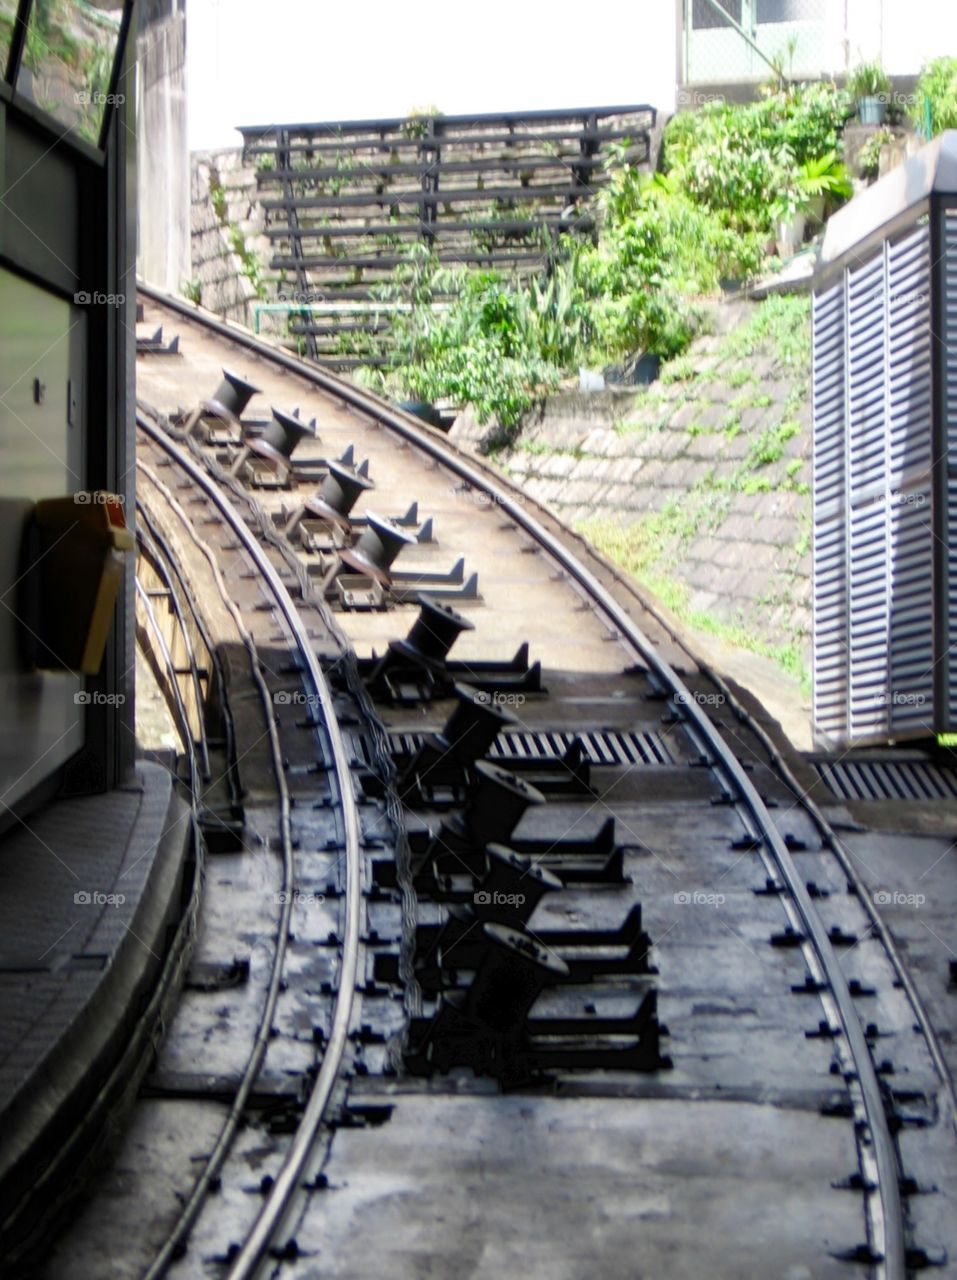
662,84,849,233
912,57,957,136
597,170,766,289
388,265,559,427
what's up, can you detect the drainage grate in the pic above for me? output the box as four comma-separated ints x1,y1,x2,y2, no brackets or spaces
389,729,675,767
814,757,957,802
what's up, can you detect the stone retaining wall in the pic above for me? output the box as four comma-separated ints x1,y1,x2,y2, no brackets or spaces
451,297,813,673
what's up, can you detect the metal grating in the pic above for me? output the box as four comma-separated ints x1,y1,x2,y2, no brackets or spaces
813,218,938,745
943,209,957,724
389,729,675,767
814,757,957,802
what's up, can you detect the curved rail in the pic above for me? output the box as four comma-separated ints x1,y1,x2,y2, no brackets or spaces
137,285,906,1277
136,413,363,1279
134,524,211,784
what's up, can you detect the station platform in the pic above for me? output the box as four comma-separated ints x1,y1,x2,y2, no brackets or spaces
0,760,195,1267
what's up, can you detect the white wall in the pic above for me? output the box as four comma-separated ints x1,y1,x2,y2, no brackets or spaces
186,0,678,152
137,5,190,291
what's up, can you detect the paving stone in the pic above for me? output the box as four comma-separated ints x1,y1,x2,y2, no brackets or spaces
565,458,607,483
668,401,701,430
522,477,559,503
657,460,714,489
684,432,728,461
537,453,578,480
553,479,606,506
580,427,632,457
613,457,646,483
600,483,642,509
694,402,731,430
532,419,592,450
504,454,531,477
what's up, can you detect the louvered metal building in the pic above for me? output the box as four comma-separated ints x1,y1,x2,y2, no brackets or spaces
812,131,957,747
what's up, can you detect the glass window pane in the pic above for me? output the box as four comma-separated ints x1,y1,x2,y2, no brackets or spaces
0,0,16,81
692,0,742,31
755,0,823,21
18,1,124,146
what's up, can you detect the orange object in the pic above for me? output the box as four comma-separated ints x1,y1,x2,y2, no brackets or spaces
29,494,133,674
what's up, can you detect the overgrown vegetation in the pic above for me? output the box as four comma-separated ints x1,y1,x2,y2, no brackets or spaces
351,82,849,428
228,226,266,299
858,126,896,178
661,82,849,235
913,57,957,136
565,295,813,687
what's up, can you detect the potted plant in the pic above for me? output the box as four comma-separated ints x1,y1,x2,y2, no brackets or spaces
848,60,891,125
794,151,852,224
771,152,852,256
770,186,806,258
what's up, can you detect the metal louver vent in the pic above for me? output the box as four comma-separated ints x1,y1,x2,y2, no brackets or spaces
389,729,675,767
814,756,957,801
943,209,957,724
812,148,951,747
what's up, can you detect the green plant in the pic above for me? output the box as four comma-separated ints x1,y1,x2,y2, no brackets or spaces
228,226,265,299
912,57,957,136
381,255,559,430
772,150,852,224
402,105,441,138
182,278,202,304
662,83,849,235
796,151,852,202
209,178,227,224
847,60,891,101
22,0,79,72
858,126,895,178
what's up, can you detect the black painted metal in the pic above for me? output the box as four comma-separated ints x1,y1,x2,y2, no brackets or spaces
303,454,374,529
209,368,261,422
241,105,655,366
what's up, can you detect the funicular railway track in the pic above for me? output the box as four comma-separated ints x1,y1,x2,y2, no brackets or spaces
37,285,957,1279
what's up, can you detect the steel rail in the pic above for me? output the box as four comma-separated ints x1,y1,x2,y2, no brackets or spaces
134,579,199,784
137,447,299,1278
136,414,363,1280
135,519,212,782
136,285,906,1277
136,499,243,813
